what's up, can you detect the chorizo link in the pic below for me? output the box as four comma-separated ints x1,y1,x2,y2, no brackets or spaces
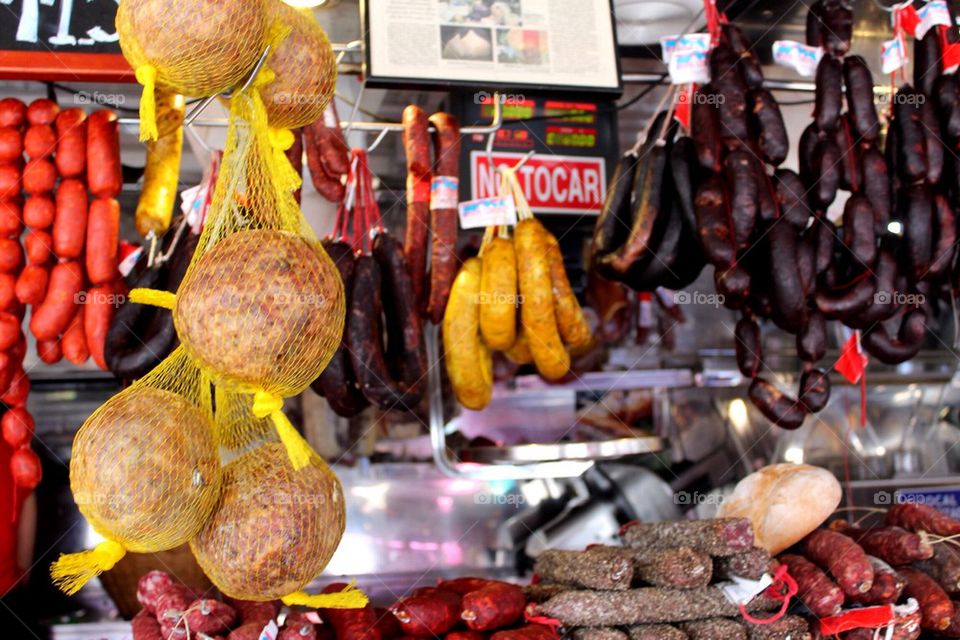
426,113,460,324
402,106,432,309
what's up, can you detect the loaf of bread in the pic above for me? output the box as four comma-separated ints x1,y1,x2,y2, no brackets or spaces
717,463,841,554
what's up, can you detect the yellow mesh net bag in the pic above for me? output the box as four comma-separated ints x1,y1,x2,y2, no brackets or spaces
117,0,269,140
260,2,336,129
190,442,350,603
50,349,220,594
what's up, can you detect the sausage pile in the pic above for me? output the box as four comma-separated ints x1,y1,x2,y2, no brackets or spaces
781,503,960,637
304,101,350,204
444,203,592,410
312,150,427,416
0,97,127,490
527,518,811,639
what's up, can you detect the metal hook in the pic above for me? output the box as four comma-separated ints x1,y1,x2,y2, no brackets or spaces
342,76,367,140
365,127,390,153
183,45,272,127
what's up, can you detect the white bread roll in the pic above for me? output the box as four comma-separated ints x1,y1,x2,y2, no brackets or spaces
717,463,841,554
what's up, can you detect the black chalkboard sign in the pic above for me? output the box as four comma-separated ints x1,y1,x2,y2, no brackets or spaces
0,0,132,81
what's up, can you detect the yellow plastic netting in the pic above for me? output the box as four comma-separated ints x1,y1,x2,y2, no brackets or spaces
260,2,336,129
51,349,220,594
190,442,348,602
118,0,270,141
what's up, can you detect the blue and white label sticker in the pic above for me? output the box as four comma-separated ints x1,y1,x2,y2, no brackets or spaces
430,176,460,210
882,36,909,74
772,40,823,77
660,33,712,64
916,0,951,39
894,486,960,519
117,246,143,277
669,49,710,85
258,620,279,640
457,196,517,230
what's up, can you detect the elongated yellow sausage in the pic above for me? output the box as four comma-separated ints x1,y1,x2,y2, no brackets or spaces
135,90,184,237
504,322,532,364
443,258,493,410
515,219,569,380
479,236,518,351
544,231,592,350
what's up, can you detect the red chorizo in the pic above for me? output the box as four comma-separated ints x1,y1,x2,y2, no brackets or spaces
0,238,23,273
846,557,905,606
24,124,55,160
748,378,806,430
803,528,874,596
62,306,89,365
26,99,59,126
23,195,54,229
402,106,431,310
85,282,120,371
86,110,122,198
0,99,26,129
132,609,163,640
15,264,49,306
0,273,15,309
85,198,120,284
886,503,960,536
29,260,83,341
0,164,19,198
778,553,843,617
0,200,22,237
425,112,460,324
900,567,953,631
54,108,87,179
22,158,55,194
53,179,88,259
460,582,525,631
183,599,237,635
318,583,379,640
24,230,51,265
1,368,29,407
0,127,22,163
390,588,461,637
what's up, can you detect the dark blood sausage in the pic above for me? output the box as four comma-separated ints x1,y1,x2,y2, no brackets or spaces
534,547,633,590
848,249,900,329
709,43,749,144
860,147,891,232
841,194,877,269
460,582,525,630
320,583,379,640
814,57,842,133
715,264,751,310
797,230,816,296
756,170,779,223
798,123,821,187
592,151,639,265
896,87,928,181
375,232,426,404
814,272,876,321
748,378,806,430
918,98,944,185
900,568,954,631
820,0,853,55
401,105,432,310
834,115,862,193
916,543,960,596
804,528,874,596
712,548,772,581
312,240,369,417
799,368,830,412
629,546,713,589
862,308,926,365
390,588,461,637
426,113,460,324
724,150,759,249
928,192,958,281
735,316,761,378
843,56,879,142
750,89,787,166
773,169,810,230
620,518,754,557
846,557,905,606
694,175,735,269
814,220,835,274
778,553,843,618
886,503,960,537
767,223,806,334
937,74,960,141
811,138,841,208
797,312,826,363
692,86,722,172
348,255,420,410
915,30,942,100
806,1,824,46
722,24,763,89
670,137,699,232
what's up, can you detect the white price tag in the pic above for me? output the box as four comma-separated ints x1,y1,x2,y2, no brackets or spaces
771,40,824,77
916,0,951,39
457,196,517,230
669,49,710,85
881,36,909,74
258,620,279,640
660,33,711,64
718,574,773,606
117,246,143,278
430,176,459,210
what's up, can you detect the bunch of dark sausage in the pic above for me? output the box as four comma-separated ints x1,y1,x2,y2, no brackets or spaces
402,106,462,324
780,504,960,637
312,231,427,416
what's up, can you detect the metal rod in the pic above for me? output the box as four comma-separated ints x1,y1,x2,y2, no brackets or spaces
621,72,893,94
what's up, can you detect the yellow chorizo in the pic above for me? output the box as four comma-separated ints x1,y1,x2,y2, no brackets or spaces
544,231,593,350
443,258,493,410
135,90,184,237
504,321,532,364
515,218,569,380
479,236,518,351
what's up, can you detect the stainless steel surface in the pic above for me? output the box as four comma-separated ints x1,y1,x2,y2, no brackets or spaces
458,436,664,464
